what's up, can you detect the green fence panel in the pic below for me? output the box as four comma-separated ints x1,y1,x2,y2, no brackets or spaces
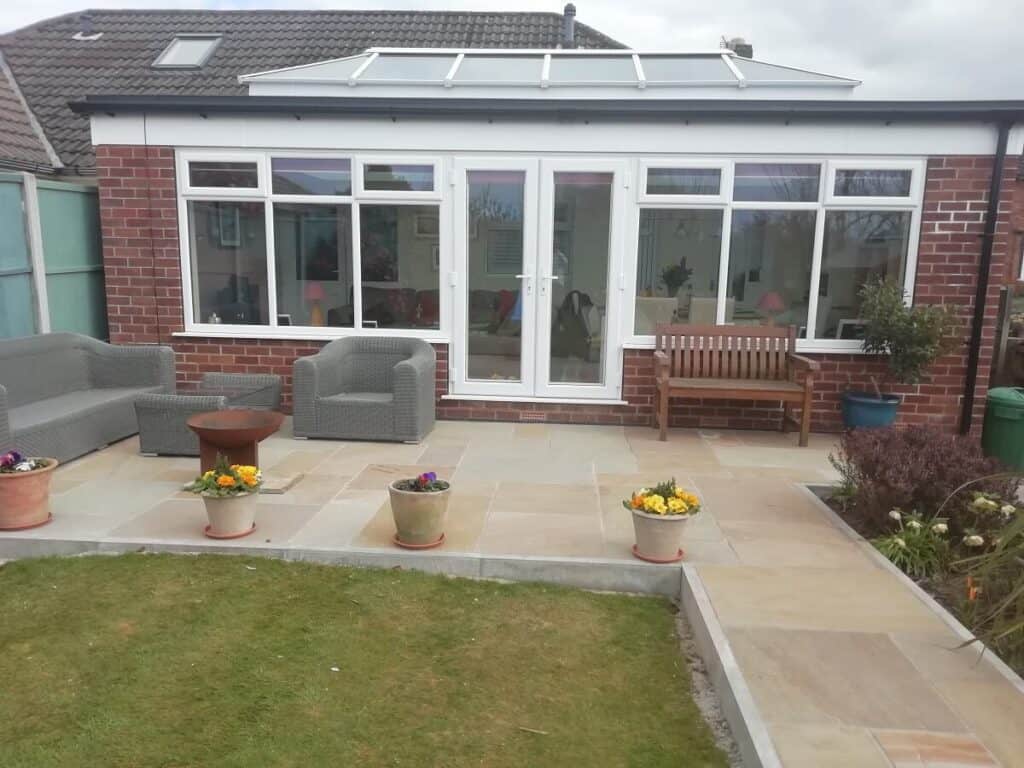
38,180,107,338
0,177,36,338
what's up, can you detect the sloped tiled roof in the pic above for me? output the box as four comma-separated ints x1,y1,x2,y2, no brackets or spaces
0,54,56,172
0,9,624,172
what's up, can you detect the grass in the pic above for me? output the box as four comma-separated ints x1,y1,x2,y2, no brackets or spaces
0,554,728,768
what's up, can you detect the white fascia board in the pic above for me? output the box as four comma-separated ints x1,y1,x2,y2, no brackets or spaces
99,112,1005,157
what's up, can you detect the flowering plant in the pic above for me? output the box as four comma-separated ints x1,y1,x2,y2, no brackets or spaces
0,450,50,474
184,454,261,497
393,471,450,493
873,508,949,579
623,479,701,517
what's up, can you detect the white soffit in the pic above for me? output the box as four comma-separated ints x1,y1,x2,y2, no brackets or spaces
239,48,861,100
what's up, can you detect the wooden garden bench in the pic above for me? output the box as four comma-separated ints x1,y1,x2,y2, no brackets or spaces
653,324,819,446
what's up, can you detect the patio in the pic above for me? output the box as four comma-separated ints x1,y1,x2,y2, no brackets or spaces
3,421,1024,767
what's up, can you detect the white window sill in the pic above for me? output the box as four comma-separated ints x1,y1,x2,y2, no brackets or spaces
173,328,450,343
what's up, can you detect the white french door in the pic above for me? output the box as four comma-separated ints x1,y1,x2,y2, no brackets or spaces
451,157,626,401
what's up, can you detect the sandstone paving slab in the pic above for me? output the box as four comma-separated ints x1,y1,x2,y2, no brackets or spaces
873,730,1000,768
288,498,387,549
489,482,598,517
264,449,336,477
698,565,948,633
476,511,604,558
770,724,891,768
728,627,967,732
257,473,350,506
719,519,877,569
693,476,842,526
416,441,466,467
932,679,1024,768
888,631,1011,686
108,498,320,547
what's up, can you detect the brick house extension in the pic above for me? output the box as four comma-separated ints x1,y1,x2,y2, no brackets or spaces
16,9,1023,436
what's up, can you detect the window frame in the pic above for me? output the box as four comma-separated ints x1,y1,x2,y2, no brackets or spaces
623,156,925,353
825,159,923,206
177,150,448,340
355,156,444,200
152,34,222,70
638,159,730,204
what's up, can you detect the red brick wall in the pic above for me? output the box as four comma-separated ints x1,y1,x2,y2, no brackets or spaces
94,145,1022,434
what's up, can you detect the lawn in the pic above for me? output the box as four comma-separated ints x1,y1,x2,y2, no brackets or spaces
0,554,728,768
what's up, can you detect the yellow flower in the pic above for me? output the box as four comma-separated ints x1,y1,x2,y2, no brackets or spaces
643,494,668,515
203,470,215,479
216,475,235,488
668,497,687,514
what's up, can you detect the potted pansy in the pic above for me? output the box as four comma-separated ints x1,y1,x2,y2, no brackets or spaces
184,454,262,539
388,471,451,549
0,450,58,530
623,479,701,563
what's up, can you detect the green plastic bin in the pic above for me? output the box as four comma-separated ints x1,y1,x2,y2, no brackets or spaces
982,387,1024,469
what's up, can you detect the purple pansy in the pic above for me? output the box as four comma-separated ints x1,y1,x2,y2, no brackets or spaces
417,471,437,487
0,450,23,469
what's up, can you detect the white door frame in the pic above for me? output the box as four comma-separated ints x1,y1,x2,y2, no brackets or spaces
534,158,628,400
450,158,539,398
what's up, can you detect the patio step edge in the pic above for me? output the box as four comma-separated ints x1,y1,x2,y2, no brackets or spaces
680,564,783,768
0,536,684,597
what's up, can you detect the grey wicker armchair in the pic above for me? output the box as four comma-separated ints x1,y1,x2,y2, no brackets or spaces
0,332,174,463
292,337,436,442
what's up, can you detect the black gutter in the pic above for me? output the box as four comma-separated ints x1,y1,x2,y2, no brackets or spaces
69,94,1024,122
960,120,1011,435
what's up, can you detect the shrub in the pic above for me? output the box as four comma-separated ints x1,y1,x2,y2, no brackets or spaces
830,425,1009,538
858,277,959,390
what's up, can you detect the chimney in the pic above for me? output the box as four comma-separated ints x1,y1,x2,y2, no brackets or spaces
724,36,753,59
562,3,576,49
79,12,94,37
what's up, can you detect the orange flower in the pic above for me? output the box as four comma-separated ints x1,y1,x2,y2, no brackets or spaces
216,475,235,488
630,494,645,509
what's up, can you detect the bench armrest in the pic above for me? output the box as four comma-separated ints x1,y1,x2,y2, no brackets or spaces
653,350,670,384
788,353,820,373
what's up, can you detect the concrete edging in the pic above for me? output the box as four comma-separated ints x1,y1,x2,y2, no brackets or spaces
799,482,1024,697
0,535,684,597
679,564,783,768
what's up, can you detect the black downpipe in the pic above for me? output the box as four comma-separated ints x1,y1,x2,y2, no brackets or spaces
960,120,1011,434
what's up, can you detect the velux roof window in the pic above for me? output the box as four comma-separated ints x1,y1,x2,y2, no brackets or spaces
153,34,222,69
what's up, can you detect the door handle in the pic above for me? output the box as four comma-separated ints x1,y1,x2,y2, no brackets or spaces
516,274,534,295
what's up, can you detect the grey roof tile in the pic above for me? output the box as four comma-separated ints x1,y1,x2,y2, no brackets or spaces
0,9,624,171
0,56,54,171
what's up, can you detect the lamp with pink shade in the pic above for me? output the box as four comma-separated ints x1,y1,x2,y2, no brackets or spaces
756,291,786,326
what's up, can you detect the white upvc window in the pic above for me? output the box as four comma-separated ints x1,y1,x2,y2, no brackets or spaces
624,156,925,354
354,156,444,200
637,160,730,204
177,149,447,340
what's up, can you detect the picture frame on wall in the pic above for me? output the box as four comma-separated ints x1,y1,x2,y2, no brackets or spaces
413,212,440,239
217,205,241,248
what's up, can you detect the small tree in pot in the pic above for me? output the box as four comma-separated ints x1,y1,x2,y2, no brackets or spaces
843,278,959,428
389,471,451,549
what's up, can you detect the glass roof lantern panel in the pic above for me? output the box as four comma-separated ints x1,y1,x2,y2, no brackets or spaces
453,55,545,83
359,54,456,81
640,55,735,82
548,55,638,83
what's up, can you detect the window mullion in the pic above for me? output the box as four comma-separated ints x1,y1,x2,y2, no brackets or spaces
352,201,363,329
805,209,826,341
716,205,733,325
265,196,278,328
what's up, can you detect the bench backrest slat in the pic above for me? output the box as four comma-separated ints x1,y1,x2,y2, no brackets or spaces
655,324,796,381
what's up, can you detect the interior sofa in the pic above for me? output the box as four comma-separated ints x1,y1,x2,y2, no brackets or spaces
292,337,435,442
0,333,175,463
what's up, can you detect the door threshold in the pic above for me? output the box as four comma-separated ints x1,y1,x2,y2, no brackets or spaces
442,394,629,406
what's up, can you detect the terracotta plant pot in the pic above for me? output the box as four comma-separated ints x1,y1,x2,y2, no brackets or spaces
202,493,257,539
0,458,58,530
631,508,691,563
388,481,450,549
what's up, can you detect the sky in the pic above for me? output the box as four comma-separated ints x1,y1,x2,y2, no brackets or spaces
1,0,1022,99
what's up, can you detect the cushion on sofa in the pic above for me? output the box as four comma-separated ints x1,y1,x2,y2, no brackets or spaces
9,386,162,432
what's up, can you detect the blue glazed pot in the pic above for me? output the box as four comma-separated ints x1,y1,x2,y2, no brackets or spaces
841,391,901,429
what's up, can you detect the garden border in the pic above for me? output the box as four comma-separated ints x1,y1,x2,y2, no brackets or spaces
679,564,783,768
801,482,1024,697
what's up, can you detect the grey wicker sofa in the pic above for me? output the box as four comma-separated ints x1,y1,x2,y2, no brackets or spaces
292,337,436,442
0,333,174,463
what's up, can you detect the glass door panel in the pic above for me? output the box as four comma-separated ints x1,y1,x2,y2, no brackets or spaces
467,170,526,382
451,159,537,398
536,160,625,400
548,172,612,385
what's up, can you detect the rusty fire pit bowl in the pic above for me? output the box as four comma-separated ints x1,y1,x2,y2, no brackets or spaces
187,409,284,473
